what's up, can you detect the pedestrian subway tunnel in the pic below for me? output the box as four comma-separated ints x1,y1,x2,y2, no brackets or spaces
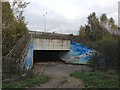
24,39,96,70
33,50,68,63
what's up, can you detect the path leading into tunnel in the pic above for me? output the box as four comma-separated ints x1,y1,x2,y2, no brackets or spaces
34,62,92,88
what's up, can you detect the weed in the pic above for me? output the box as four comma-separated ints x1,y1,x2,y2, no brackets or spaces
3,75,51,88
70,70,119,88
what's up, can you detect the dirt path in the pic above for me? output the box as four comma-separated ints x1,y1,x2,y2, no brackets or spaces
34,62,91,88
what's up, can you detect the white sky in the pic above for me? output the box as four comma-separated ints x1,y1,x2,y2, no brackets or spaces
22,0,119,35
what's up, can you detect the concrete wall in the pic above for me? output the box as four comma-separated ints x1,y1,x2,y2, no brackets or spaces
34,38,70,50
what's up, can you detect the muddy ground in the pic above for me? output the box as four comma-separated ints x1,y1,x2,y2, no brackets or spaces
33,62,92,88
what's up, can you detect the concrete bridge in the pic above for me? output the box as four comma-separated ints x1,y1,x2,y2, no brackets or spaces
23,31,71,69
23,31,95,70
29,31,71,50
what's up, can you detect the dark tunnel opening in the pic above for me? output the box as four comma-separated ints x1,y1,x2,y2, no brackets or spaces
33,50,69,63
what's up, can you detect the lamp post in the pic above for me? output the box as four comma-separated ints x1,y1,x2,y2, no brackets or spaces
43,12,47,33
43,12,47,50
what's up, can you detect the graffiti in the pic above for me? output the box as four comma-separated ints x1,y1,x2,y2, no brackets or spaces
24,40,34,70
60,41,95,64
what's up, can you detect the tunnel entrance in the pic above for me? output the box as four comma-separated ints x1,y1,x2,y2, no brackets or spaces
33,50,68,63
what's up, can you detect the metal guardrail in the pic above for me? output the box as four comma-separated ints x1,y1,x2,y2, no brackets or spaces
20,35,32,70
29,31,71,40
7,34,30,58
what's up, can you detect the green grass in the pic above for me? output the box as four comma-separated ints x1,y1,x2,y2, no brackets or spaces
70,70,119,88
3,75,51,88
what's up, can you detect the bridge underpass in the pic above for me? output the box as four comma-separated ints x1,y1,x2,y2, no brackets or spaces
24,32,95,70
33,50,68,63
33,38,70,63
24,37,70,69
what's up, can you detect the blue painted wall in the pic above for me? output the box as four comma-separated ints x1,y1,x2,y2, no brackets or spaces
60,41,95,64
24,40,34,70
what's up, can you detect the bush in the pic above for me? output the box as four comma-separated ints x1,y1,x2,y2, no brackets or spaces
86,35,119,70
88,54,107,70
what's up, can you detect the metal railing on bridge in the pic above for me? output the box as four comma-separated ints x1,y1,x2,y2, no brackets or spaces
29,31,72,40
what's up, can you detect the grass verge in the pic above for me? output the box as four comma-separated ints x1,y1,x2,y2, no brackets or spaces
70,70,119,88
2,75,51,88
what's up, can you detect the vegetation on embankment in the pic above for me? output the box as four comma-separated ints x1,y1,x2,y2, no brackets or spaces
2,75,51,88
70,70,119,88
77,12,119,70
2,2,29,56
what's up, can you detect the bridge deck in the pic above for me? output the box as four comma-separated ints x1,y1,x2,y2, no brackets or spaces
34,38,70,50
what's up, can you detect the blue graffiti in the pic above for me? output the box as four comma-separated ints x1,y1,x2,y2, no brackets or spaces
24,40,34,70
60,41,95,64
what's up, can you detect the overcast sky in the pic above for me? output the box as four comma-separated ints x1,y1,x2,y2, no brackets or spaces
23,0,119,35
